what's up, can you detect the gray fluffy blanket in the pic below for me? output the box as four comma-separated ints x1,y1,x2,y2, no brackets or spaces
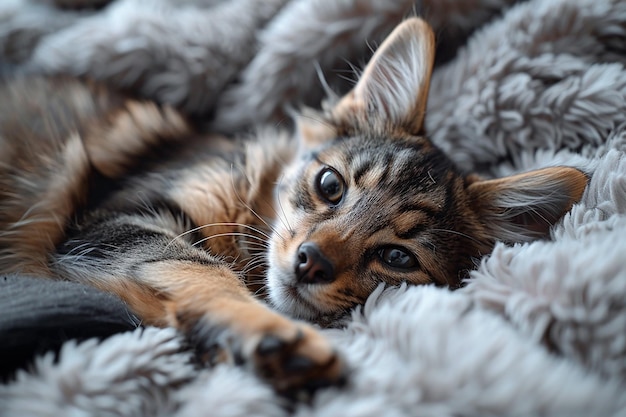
1,0,626,416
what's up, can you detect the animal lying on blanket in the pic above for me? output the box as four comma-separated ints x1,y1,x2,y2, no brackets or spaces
0,18,587,398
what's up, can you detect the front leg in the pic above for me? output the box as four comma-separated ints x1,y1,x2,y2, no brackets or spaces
53,212,346,397
140,260,345,397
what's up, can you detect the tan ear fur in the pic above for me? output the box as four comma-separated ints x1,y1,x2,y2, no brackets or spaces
468,167,589,243
331,17,436,135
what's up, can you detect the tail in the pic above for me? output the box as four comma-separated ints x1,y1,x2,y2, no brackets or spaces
0,274,141,381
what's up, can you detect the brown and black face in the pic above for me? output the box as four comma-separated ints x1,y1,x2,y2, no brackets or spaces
267,18,588,322
267,132,487,321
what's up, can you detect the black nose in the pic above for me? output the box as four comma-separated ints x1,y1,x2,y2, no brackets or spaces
295,242,335,284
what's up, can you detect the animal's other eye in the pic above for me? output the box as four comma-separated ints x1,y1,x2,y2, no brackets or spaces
316,167,345,205
378,246,418,270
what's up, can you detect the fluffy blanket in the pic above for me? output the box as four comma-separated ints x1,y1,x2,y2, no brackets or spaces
1,0,626,416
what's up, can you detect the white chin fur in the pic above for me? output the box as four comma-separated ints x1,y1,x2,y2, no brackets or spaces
266,267,319,320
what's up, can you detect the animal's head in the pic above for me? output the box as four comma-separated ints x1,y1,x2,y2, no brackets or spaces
267,18,588,322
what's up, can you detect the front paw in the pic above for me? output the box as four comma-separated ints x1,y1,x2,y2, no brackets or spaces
190,316,347,399
251,324,346,399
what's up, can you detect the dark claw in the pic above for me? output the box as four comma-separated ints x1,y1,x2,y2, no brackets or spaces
313,370,348,390
256,334,286,356
304,358,348,391
284,355,315,373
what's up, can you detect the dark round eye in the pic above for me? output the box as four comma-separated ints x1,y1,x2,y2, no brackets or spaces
316,167,345,205
378,246,418,270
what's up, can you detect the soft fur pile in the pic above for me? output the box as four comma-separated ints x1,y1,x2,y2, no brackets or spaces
1,0,626,416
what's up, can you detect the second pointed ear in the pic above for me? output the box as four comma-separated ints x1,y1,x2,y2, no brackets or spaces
467,167,589,244
332,17,436,135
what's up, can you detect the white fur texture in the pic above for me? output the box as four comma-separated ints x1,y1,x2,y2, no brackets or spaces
427,0,626,173
1,0,626,416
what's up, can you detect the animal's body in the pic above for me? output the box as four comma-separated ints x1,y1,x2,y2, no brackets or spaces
0,19,587,395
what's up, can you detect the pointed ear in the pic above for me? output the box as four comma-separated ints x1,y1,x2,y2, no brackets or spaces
332,17,435,135
468,167,589,243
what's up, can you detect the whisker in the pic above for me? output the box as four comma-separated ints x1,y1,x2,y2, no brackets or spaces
242,254,268,267
238,241,270,253
192,232,268,248
242,263,269,277
56,241,93,258
54,241,122,264
243,253,270,264
252,286,269,297
245,275,268,283
57,246,98,266
274,174,293,235
238,238,270,247
165,222,272,249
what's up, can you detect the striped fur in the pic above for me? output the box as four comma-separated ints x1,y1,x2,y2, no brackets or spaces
0,18,587,395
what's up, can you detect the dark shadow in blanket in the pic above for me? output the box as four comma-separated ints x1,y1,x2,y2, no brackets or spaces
0,274,141,381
